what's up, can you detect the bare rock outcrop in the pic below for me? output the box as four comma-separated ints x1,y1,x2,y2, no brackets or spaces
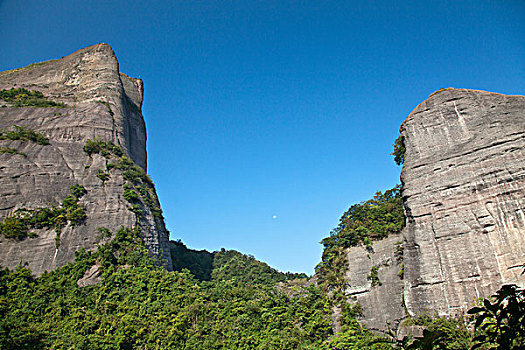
0,44,172,274
401,88,525,317
339,88,524,333
344,233,405,332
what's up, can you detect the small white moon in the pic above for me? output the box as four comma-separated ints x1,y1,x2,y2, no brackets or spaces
272,215,277,219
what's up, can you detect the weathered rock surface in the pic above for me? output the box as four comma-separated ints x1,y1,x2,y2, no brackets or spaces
0,44,172,274
401,88,525,317
344,233,405,332
339,88,525,333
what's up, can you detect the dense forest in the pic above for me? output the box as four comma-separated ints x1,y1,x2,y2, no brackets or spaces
1,192,522,349
0,227,387,349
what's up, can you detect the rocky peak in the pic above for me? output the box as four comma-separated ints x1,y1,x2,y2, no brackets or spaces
0,44,171,275
333,88,524,333
0,43,146,170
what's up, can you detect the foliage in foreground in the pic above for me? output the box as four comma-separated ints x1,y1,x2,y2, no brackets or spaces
468,284,525,349
402,283,525,350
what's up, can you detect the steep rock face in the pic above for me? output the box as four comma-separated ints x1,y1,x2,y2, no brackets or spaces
0,44,172,274
344,233,405,331
401,88,525,317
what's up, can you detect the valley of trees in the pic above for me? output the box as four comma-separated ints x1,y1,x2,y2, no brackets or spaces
1,193,522,349
0,227,387,349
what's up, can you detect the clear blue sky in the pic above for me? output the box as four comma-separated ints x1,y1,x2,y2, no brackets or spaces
1,1,523,274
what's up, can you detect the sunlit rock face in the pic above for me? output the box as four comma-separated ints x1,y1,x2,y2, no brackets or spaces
0,44,172,274
400,88,525,317
344,233,405,331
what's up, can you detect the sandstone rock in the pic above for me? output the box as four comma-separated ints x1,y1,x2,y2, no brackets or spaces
77,264,101,287
0,44,172,274
343,233,405,332
401,88,525,317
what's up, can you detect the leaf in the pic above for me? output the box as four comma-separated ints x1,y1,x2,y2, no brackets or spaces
468,307,485,315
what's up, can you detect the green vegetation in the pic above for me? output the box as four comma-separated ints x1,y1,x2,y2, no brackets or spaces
0,146,26,157
123,188,139,202
110,156,161,217
0,185,87,240
0,125,49,145
468,284,525,349
96,227,112,240
404,316,476,350
110,155,154,186
170,241,308,285
0,227,338,349
398,262,404,279
170,241,307,284
83,138,123,157
211,249,307,284
392,134,405,166
170,240,214,281
2,223,513,350
0,223,410,349
96,169,110,183
367,265,381,287
0,88,66,108
97,100,115,117
70,184,87,198
319,185,404,259
399,284,525,349
83,138,160,217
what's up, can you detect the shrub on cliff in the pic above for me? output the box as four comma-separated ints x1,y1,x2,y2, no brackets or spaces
83,138,123,157
0,125,49,145
320,185,404,253
392,135,405,166
0,87,66,108
0,185,86,240
0,146,26,157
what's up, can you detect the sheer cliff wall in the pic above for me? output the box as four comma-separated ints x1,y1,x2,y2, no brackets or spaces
401,88,525,317
0,44,172,274
340,88,524,332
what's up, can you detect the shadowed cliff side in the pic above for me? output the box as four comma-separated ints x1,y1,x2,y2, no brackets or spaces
0,44,172,274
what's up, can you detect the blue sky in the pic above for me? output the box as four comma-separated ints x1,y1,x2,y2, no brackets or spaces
1,1,524,274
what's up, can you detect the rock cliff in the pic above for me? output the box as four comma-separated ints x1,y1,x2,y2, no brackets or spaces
0,44,172,275
343,233,405,332
339,88,524,332
401,88,525,317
